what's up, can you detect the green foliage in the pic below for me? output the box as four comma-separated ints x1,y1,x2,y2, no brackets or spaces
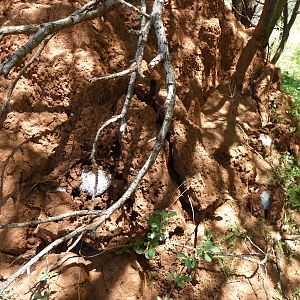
31,271,58,300
116,210,176,260
195,235,221,262
176,234,220,269
169,234,220,288
167,270,193,288
221,223,246,247
276,152,300,209
291,287,300,300
282,212,300,234
282,71,300,119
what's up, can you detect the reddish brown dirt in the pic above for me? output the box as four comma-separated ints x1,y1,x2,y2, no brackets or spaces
0,1,300,299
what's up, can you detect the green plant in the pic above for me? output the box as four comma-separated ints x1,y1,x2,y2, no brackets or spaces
275,152,300,209
217,258,235,277
290,287,300,300
282,212,300,234
31,270,58,300
167,270,193,288
116,210,176,259
195,235,221,262
221,223,246,247
169,234,220,288
282,71,300,119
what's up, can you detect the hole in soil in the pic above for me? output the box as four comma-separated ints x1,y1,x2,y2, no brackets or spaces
71,187,81,197
213,149,231,167
169,226,184,238
130,210,138,222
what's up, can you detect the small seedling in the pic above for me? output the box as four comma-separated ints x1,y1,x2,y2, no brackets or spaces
195,235,221,262
167,270,193,288
31,270,58,300
221,223,246,248
116,210,176,259
169,234,220,288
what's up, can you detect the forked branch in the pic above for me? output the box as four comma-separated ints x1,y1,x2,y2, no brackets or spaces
0,0,175,294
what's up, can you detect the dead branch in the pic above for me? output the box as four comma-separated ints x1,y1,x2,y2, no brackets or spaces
0,24,39,36
170,241,268,265
90,65,136,82
0,209,104,229
0,34,53,119
0,0,175,294
0,0,118,77
91,0,151,198
118,0,150,18
0,224,88,294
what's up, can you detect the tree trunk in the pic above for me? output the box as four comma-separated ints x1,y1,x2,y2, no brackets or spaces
234,0,286,89
232,0,258,27
271,0,300,64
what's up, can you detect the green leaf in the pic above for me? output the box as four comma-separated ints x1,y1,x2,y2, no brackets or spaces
204,252,212,262
147,232,156,240
167,272,174,281
40,271,50,281
176,252,186,258
145,248,156,259
134,247,144,255
168,211,177,217
181,274,193,282
177,281,185,287
210,246,221,253
184,257,197,269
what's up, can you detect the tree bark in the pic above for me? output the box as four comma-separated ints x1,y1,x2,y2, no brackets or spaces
271,0,300,64
234,0,286,89
232,0,258,27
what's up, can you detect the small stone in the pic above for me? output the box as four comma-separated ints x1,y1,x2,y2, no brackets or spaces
79,168,111,196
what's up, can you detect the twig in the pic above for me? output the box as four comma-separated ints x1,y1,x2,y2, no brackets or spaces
0,34,53,118
0,0,118,77
117,0,150,18
0,224,88,293
246,236,266,255
170,241,268,265
90,65,136,82
149,53,163,68
90,0,151,198
0,209,103,229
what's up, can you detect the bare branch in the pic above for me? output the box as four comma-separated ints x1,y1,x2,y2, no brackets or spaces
90,65,136,82
0,209,103,229
90,0,176,230
0,24,39,36
149,53,163,68
0,0,118,77
0,224,88,293
91,0,151,175
118,0,150,18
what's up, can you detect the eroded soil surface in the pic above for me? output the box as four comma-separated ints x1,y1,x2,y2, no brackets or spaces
0,0,300,299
